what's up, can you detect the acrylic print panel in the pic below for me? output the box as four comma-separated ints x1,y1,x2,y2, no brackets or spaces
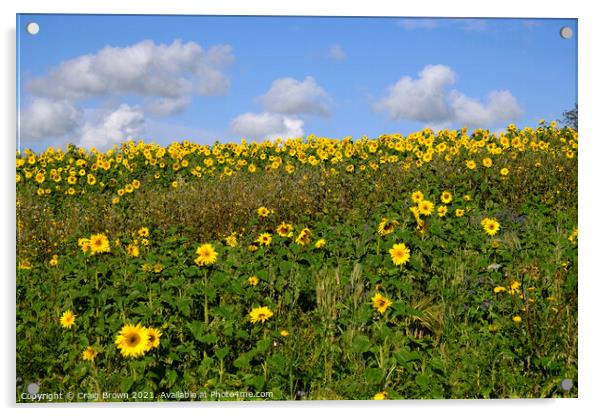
16,14,578,402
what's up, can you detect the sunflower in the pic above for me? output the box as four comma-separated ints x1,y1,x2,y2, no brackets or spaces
509,280,521,295
82,346,97,362
493,286,506,294
49,255,59,266
89,233,110,255
276,222,294,237
389,243,410,267
371,293,393,314
295,228,311,246
138,227,149,237
256,233,272,246
257,206,270,217
115,324,150,358
377,218,398,236
512,315,522,323
249,306,274,324
60,310,76,329
410,191,424,203
455,209,465,217
440,191,453,204
145,327,162,349
481,217,501,236
315,239,326,249
225,233,238,247
500,167,509,177
418,200,434,216
126,244,140,257
248,275,259,286
465,160,476,170
279,329,290,337
373,391,387,400
195,243,218,266
482,157,493,168
437,206,447,217
78,238,90,253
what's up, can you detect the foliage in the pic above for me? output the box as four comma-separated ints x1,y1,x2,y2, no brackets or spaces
16,123,578,401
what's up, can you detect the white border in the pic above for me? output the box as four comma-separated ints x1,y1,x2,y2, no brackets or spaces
2,1,600,416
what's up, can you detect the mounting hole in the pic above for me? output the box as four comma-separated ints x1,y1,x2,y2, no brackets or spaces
26,22,40,35
560,26,573,39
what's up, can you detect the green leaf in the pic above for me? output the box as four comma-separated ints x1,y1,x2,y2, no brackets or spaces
215,346,229,361
415,374,430,388
200,334,219,344
233,354,251,369
120,377,134,393
187,320,204,342
364,367,384,384
246,375,265,390
350,334,371,354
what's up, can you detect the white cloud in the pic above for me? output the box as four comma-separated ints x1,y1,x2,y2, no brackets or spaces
257,76,332,116
396,18,440,30
374,64,522,128
448,89,522,127
374,64,456,122
78,104,145,150
26,39,234,113
229,112,304,141
327,44,346,60
20,98,81,140
145,96,192,116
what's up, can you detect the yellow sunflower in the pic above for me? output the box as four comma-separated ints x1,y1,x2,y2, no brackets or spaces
481,217,501,236
377,218,398,236
437,206,447,217
295,228,311,246
257,206,270,217
248,306,274,324
195,243,218,266
314,239,326,249
410,191,424,203
145,327,162,349
126,244,139,257
89,233,110,255
389,243,410,267
248,275,259,286
276,222,294,237
373,391,387,400
60,310,76,329
115,324,150,358
418,200,434,216
82,346,97,362
371,293,393,314
138,227,149,237
440,191,453,204
256,233,272,246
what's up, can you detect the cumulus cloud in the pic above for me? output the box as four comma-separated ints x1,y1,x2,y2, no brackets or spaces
448,90,522,127
396,18,440,30
229,112,304,141
396,18,488,32
20,98,81,140
258,76,332,116
78,104,145,150
26,39,233,111
327,44,346,60
374,64,522,128
374,64,456,122
145,96,192,116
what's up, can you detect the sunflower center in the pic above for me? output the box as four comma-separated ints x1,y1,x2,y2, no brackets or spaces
258,313,266,320
127,334,140,346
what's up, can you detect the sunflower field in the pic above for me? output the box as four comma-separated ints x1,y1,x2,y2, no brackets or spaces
16,122,578,401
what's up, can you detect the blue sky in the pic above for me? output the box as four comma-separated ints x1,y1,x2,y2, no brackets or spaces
17,14,577,151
